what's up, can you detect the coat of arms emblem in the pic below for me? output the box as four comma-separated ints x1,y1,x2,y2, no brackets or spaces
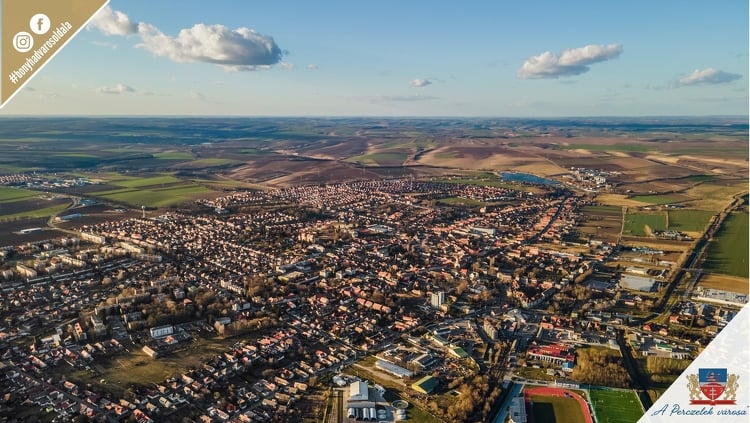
687,368,739,405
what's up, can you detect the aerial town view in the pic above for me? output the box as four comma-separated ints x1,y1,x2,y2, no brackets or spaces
0,2,747,423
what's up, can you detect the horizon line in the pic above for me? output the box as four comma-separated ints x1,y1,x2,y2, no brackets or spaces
0,114,747,120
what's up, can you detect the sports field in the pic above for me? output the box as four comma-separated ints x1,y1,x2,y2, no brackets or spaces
525,387,592,423
589,389,643,423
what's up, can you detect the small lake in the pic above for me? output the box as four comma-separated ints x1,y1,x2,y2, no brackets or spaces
500,172,560,186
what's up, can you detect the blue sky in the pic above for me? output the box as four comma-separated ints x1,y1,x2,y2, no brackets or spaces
4,0,748,116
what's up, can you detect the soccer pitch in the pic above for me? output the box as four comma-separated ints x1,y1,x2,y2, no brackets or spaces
589,389,644,423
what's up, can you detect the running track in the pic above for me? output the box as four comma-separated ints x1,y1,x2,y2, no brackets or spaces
524,387,594,423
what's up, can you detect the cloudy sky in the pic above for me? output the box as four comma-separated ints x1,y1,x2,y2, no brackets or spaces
3,0,748,116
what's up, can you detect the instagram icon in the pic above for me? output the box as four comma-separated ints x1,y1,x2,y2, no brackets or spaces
13,31,34,53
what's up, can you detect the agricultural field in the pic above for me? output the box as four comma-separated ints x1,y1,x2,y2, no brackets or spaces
578,205,623,243
0,187,42,202
152,151,194,160
92,184,212,208
589,389,644,423
704,212,749,278
346,151,410,166
174,158,243,168
681,181,748,212
0,187,71,220
666,209,715,233
562,143,655,153
623,212,667,236
630,194,682,205
529,393,586,423
108,174,183,188
697,273,749,295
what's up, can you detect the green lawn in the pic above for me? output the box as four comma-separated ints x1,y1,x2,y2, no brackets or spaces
0,187,40,202
589,389,644,423
623,213,667,236
383,390,442,423
530,394,585,423
704,212,749,278
667,210,715,232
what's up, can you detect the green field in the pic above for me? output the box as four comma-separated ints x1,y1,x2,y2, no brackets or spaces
345,152,409,166
178,158,243,167
93,184,211,207
152,151,193,160
437,178,541,193
0,187,40,202
589,389,644,423
623,213,667,236
1,204,70,220
630,195,680,205
583,205,622,216
110,175,183,188
530,394,585,423
704,212,749,278
667,210,715,232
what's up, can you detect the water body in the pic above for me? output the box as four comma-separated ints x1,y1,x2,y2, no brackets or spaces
500,172,560,186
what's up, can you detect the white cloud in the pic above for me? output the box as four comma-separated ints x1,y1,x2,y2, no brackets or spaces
136,23,283,70
306,64,319,70
410,78,432,88
517,44,623,79
678,68,742,86
90,7,284,71
98,83,135,94
279,62,295,70
89,6,137,36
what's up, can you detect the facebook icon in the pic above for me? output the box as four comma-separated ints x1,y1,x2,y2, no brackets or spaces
30,13,51,35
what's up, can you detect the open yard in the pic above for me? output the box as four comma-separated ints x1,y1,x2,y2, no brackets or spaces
589,389,643,423
704,211,749,278
52,336,237,398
